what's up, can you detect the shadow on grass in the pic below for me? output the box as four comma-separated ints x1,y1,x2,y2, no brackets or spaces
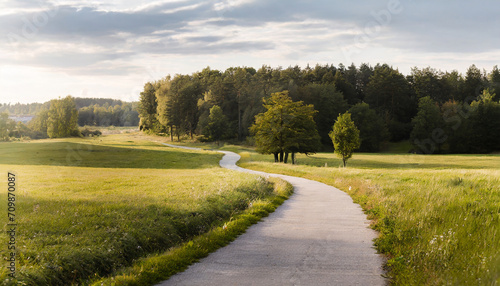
0,142,221,169
245,153,500,170
12,178,276,285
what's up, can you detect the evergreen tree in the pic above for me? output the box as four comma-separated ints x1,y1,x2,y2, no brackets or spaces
468,89,500,153
410,96,445,154
204,105,228,145
349,103,389,152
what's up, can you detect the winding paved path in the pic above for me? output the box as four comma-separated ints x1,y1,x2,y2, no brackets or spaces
159,144,386,285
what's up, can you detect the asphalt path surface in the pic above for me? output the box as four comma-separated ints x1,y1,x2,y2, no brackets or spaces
159,144,386,285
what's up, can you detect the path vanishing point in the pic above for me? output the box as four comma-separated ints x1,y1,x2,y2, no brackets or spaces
159,144,386,286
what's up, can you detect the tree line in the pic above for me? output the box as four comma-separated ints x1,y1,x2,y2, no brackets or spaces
0,102,50,116
138,63,500,154
1,97,139,127
0,97,140,141
0,96,80,140
77,102,139,127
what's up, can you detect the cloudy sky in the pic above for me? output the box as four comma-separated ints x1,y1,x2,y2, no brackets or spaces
0,0,499,104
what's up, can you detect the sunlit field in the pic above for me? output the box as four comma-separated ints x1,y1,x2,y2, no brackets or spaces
0,134,288,285
238,151,500,285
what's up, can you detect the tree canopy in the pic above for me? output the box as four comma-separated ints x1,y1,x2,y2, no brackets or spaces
46,96,79,138
250,91,321,164
410,96,445,153
131,63,499,154
0,113,16,141
329,112,360,167
349,102,389,152
204,105,228,145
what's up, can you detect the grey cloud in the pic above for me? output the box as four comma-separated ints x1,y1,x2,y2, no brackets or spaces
223,0,500,54
1,0,499,76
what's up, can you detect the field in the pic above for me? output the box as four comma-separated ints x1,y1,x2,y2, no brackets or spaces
0,133,291,285
236,150,500,285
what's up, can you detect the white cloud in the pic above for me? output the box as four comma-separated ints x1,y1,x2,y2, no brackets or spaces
0,0,499,103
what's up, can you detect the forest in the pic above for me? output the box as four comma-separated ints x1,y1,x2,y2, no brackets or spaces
0,98,139,127
138,63,500,154
0,98,139,140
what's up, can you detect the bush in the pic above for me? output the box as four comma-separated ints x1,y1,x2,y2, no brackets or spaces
81,128,102,137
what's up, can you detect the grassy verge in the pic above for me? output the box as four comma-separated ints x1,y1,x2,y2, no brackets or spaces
90,177,292,285
0,133,292,285
237,151,500,285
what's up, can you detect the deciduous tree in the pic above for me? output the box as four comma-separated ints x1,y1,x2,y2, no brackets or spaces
138,82,158,131
0,113,16,141
46,96,79,138
250,91,321,163
329,112,360,167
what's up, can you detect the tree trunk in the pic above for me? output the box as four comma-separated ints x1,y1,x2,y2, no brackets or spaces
284,152,289,164
279,151,284,163
343,157,346,167
170,125,173,141
291,152,295,164
274,153,279,162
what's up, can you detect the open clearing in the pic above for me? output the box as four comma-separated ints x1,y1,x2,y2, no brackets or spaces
2,133,498,285
0,134,287,285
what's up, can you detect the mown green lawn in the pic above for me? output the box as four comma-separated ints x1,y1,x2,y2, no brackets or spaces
236,150,500,285
0,134,288,285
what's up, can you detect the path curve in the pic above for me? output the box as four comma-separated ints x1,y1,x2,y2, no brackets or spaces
159,144,386,285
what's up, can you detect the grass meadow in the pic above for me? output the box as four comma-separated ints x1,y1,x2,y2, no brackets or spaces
0,133,291,285
236,150,500,285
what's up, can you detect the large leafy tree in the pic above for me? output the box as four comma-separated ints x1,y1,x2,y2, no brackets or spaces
250,91,321,164
46,96,79,138
329,112,360,167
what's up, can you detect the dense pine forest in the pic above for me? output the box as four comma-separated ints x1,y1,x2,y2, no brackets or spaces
138,63,500,154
